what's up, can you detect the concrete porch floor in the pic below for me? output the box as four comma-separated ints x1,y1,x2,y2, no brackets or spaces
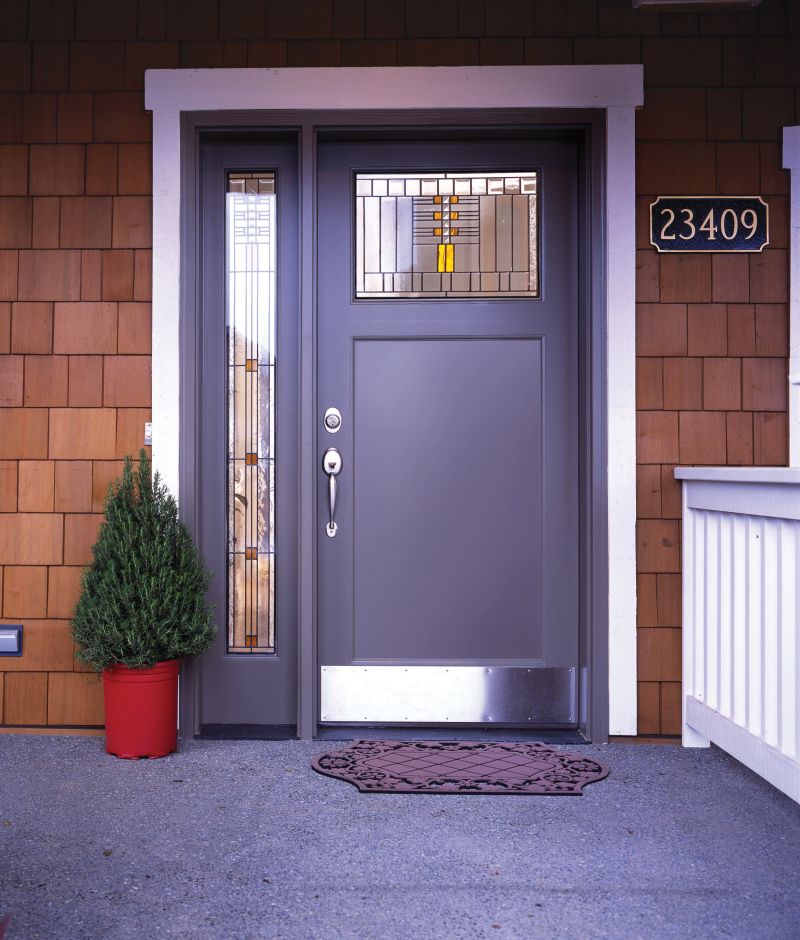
1,737,798,939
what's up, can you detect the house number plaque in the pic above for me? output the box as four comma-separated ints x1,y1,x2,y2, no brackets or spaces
650,196,769,253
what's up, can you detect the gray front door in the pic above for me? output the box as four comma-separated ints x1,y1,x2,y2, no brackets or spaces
317,136,580,726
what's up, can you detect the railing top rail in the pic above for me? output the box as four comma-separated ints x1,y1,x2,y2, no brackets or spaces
675,466,800,485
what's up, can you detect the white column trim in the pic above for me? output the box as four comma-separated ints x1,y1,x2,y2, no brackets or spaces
783,126,800,467
144,65,644,736
606,106,638,735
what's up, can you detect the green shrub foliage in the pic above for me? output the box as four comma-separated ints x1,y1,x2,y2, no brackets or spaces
72,450,216,670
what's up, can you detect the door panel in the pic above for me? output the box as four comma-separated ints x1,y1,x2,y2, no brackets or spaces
198,139,298,729
317,137,580,726
353,337,543,662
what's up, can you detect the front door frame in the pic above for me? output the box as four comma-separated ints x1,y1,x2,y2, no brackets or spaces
145,66,644,741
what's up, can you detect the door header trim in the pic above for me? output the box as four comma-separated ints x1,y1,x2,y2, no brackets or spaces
145,65,643,737
145,65,643,114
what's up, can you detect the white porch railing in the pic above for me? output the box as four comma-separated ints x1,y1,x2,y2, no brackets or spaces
676,467,800,803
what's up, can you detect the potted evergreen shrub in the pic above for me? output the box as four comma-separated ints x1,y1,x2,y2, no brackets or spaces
72,450,215,759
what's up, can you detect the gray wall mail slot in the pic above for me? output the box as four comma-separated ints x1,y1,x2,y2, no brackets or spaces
0,625,22,655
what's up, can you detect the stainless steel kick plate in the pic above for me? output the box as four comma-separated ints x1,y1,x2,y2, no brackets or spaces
320,665,576,724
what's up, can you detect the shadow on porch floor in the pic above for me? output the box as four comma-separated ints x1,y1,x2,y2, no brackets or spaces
0,737,797,939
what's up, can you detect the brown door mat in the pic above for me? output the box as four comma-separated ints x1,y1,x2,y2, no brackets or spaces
312,739,609,795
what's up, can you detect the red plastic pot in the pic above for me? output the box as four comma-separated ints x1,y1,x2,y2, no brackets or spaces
103,659,181,759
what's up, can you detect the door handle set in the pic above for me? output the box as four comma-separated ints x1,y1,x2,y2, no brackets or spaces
322,447,342,537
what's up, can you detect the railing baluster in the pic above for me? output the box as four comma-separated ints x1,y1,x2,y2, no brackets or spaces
707,510,719,712
779,521,797,758
732,514,746,727
763,517,778,749
697,511,707,707
750,515,763,741
719,513,732,720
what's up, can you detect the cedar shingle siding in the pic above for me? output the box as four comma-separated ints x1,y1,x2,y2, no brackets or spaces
0,0,795,733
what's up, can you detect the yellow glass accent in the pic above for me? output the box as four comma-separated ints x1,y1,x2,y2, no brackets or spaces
433,227,442,236
245,358,257,372
245,452,258,466
437,244,455,273
433,195,442,204
451,211,459,220
451,228,459,236
449,195,459,204
433,211,442,220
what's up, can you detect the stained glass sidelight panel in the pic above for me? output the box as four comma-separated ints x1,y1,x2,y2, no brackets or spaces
355,172,539,298
226,172,276,654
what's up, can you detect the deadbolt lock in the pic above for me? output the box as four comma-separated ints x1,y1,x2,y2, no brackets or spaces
324,407,342,432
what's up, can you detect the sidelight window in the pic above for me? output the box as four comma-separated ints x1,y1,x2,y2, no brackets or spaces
226,172,276,653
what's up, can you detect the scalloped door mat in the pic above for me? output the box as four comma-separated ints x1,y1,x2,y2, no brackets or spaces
312,740,609,795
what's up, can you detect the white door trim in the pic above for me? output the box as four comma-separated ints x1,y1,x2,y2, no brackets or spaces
145,65,643,736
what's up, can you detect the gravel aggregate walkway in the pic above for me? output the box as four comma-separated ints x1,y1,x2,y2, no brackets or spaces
1,736,799,939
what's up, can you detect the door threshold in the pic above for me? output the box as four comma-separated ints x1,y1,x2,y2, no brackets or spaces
316,726,588,745
198,724,297,740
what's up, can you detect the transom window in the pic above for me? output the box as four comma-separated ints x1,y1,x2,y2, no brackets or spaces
355,171,539,298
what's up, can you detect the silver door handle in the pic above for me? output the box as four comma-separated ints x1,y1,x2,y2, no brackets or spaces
322,447,342,537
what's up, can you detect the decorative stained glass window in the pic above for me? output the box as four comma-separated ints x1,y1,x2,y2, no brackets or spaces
226,172,276,654
355,172,539,298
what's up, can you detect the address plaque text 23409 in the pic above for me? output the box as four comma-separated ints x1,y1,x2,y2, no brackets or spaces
650,196,769,253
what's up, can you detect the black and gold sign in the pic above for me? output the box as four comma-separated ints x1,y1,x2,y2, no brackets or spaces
650,196,769,253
